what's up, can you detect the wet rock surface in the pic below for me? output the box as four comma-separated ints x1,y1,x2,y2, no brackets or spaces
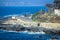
43,29,60,35
0,24,44,32
0,24,60,35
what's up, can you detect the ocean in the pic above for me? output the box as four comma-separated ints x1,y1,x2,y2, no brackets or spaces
0,30,60,40
0,6,48,17
0,6,60,40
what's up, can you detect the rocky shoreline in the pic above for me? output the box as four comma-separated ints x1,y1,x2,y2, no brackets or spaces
0,24,60,35
0,16,60,35
43,29,60,35
0,24,44,32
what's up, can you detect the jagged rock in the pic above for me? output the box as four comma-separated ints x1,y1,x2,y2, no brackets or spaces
43,29,60,35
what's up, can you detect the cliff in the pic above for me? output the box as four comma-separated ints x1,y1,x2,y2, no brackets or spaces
32,13,60,23
0,16,60,35
0,16,60,30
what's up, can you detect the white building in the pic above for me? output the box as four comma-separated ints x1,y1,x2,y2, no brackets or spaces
54,9,60,16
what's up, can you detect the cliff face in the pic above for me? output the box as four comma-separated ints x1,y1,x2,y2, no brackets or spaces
0,15,60,30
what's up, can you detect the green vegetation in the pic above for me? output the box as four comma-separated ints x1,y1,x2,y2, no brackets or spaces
32,9,45,22
32,9,60,23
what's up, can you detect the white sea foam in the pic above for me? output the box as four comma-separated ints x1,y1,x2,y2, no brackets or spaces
27,31,45,34
16,31,44,34
3,14,22,18
1,30,45,34
18,31,45,34
4,14,18,17
3,14,33,18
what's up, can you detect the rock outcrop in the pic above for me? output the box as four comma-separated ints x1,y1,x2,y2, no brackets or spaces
0,16,60,35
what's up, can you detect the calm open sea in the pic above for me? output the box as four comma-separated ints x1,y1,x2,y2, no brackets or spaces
0,6,48,17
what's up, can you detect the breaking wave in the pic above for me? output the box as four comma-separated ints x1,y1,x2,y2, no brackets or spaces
0,30,45,34
3,13,33,18
3,14,23,18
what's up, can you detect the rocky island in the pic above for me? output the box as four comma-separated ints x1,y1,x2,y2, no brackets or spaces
0,0,60,35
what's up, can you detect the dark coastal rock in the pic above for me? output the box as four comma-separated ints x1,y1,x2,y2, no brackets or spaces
1,24,60,35
0,24,45,32
43,29,60,35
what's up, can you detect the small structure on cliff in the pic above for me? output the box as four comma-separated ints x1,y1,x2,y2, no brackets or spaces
46,0,60,16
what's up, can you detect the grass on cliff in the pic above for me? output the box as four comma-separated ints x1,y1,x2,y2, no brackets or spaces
32,11,60,23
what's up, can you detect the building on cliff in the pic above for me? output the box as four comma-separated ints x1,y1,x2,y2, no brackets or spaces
46,0,60,16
